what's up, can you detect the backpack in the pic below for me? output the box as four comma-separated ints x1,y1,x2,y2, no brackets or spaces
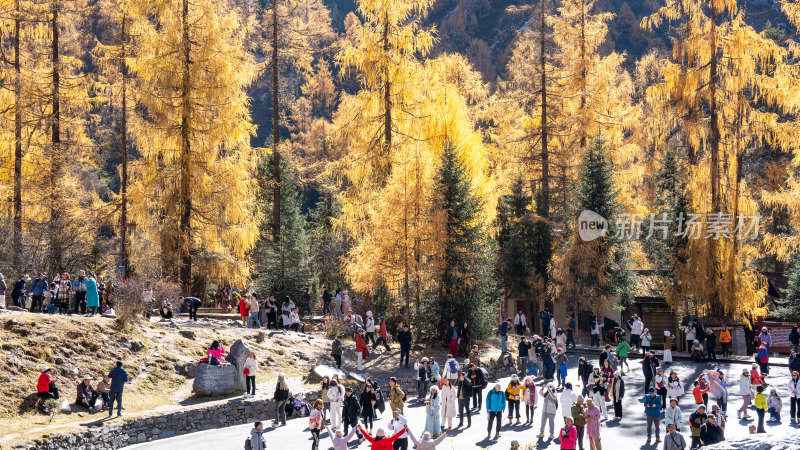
245,437,265,450
394,386,407,402
449,360,458,373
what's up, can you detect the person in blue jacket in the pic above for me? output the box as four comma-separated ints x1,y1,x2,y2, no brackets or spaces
108,360,129,417
644,387,663,444
485,383,506,440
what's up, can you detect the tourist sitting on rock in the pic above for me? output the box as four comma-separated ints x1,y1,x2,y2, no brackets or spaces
289,307,305,333
76,375,101,412
206,340,226,365
96,375,112,409
158,300,173,320
37,367,59,400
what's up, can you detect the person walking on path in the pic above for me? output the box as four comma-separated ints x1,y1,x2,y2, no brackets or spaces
342,387,363,440
644,387,663,444
688,405,707,448
665,398,683,431
538,383,559,440
663,423,687,450
273,374,291,427
107,360,128,417
331,335,343,369
629,315,643,352
446,320,459,357
405,425,450,450
443,354,459,383
485,383,506,440
566,313,577,349
372,317,391,352
578,358,593,398
560,382,577,423
788,371,800,424
611,374,624,419
585,398,602,450
398,325,412,368
737,369,752,420
559,417,578,450
556,348,568,388
615,340,631,373
355,329,370,371
641,352,660,394
440,378,456,430
523,376,538,425
456,372,472,428
572,396,586,450
389,378,405,415
308,400,325,450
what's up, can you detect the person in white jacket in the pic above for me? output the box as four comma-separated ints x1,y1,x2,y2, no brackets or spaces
737,369,752,420
365,311,376,347
788,371,800,424
514,311,527,335
559,382,577,422
439,378,457,429
328,380,345,430
630,316,644,351
442,356,459,383
243,352,258,398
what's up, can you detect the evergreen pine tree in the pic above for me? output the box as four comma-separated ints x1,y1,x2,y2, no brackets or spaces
555,138,634,314
776,254,800,320
309,181,347,293
252,154,311,303
424,141,494,340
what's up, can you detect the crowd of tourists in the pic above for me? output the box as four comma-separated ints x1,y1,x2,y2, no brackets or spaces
35,360,129,418
0,271,111,316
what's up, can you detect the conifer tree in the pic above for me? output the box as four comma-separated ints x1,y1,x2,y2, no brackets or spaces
426,141,494,340
554,138,634,314
309,181,347,293
127,0,259,289
252,154,310,301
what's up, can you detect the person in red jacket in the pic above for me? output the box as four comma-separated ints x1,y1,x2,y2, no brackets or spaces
355,329,370,371
358,425,404,450
37,368,59,400
372,317,391,352
559,417,578,449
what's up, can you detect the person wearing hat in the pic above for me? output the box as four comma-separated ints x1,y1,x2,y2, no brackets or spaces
559,416,578,450
644,386,662,444
326,421,359,450
510,440,521,450
414,357,432,402
29,272,49,313
76,375,100,411
108,360,128,417
505,375,523,425
688,405,707,448
37,368,59,400
788,370,800,424
355,328,369,371
663,423,687,450
737,368,752,420
571,396,586,450
342,386,363,440
359,425,405,450
423,385,441,438
486,383,506,440
690,339,704,362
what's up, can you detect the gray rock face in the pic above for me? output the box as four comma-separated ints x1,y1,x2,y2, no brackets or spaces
179,330,196,340
192,363,237,396
226,339,249,393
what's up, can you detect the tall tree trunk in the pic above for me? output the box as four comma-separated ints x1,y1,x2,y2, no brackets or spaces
271,0,281,243
119,11,129,277
403,171,410,326
578,0,587,152
382,13,391,182
13,0,22,266
538,0,549,218
49,0,62,273
179,0,192,293
708,2,723,316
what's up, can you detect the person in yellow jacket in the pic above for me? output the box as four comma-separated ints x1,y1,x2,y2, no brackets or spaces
719,326,732,358
754,385,767,433
506,375,524,425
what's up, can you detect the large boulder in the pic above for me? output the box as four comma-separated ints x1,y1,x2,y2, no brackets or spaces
226,339,249,393
192,363,237,396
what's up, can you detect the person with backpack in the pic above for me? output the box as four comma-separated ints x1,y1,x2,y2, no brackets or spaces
485,383,506,440
247,421,265,450
443,355,459,383
387,377,405,415
756,344,770,375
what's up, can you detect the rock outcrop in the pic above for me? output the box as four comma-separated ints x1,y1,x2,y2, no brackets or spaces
192,364,237,396
226,339,249,392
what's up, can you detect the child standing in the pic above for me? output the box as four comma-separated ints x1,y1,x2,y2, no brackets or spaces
767,388,782,423
754,385,767,433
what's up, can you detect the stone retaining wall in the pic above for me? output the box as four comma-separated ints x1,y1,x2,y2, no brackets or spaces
24,398,273,450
